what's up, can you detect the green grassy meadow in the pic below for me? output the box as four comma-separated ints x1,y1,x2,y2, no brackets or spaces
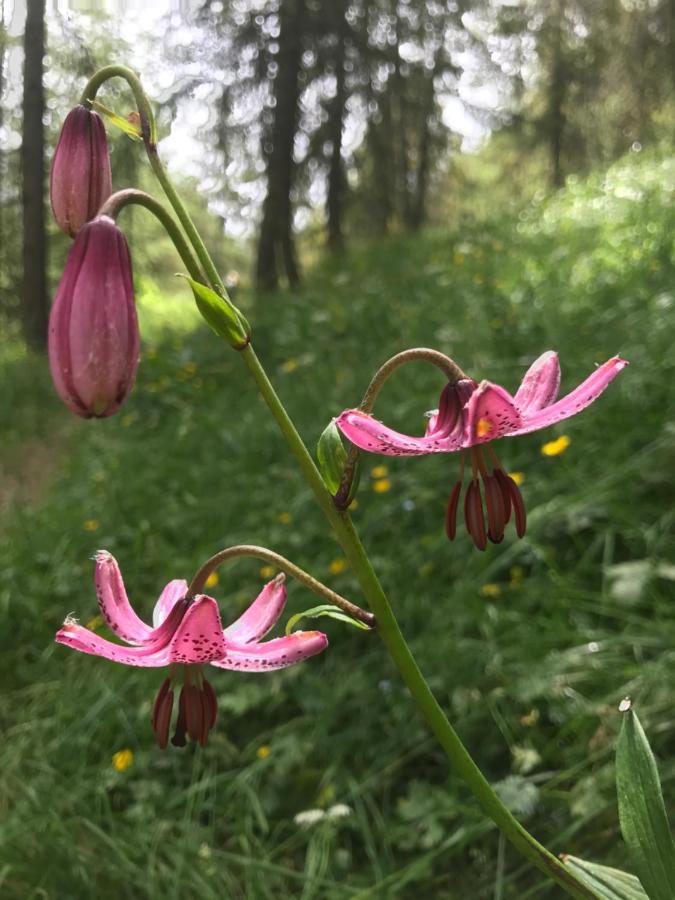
1,152,674,899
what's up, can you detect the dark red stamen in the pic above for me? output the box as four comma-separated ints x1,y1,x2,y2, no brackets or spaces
171,687,188,747
445,480,462,540
493,468,513,524
152,677,174,750
464,478,487,551
202,678,218,731
184,683,204,743
483,474,506,543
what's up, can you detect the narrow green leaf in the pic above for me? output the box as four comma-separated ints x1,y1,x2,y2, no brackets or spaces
616,704,675,900
285,604,370,636
561,856,648,900
178,276,249,347
89,99,142,140
316,420,347,494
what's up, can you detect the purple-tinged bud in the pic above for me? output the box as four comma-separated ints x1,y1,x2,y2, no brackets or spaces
50,105,113,238
48,216,140,418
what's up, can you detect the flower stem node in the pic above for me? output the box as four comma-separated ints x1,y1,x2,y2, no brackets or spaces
50,105,112,238
48,217,140,418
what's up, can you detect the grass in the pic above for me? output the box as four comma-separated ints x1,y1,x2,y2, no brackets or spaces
1,150,674,899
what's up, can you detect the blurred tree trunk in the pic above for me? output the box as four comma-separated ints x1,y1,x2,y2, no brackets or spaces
21,0,48,350
409,59,440,232
547,3,567,189
0,0,6,254
256,0,304,292
325,0,347,252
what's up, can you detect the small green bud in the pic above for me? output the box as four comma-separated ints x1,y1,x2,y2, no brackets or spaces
317,419,347,495
180,276,250,349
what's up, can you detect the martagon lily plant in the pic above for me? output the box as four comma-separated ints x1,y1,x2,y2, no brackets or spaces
46,65,634,899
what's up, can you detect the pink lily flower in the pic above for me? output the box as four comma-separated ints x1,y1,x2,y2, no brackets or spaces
337,352,627,550
56,552,328,748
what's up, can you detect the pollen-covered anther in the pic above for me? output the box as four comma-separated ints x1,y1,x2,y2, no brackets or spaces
464,479,487,551
151,677,174,750
483,474,507,543
445,480,463,541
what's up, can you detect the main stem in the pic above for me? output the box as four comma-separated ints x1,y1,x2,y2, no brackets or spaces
239,346,595,899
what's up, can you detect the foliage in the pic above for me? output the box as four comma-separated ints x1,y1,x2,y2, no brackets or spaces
0,150,673,898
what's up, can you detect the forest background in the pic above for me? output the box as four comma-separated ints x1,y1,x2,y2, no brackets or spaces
1,1,674,898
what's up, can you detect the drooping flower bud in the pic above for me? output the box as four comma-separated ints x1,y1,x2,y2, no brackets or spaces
50,105,113,238
48,216,140,418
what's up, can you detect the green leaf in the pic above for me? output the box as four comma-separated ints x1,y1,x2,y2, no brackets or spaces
616,704,675,900
561,856,648,900
89,99,142,140
285,604,370,636
316,420,347,494
178,276,249,347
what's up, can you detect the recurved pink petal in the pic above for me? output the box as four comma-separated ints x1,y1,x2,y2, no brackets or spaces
223,578,287,644
210,631,328,672
509,357,628,436
152,579,190,628
168,595,228,664
55,621,173,667
95,551,153,643
514,351,561,415
464,382,522,446
336,410,462,456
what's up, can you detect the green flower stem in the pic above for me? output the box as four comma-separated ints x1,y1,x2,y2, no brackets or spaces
239,344,597,900
97,189,205,284
336,347,467,509
187,544,375,628
87,65,597,899
80,67,234,308
80,65,157,146
359,348,467,412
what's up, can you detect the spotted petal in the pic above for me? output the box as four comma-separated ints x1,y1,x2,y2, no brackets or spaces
464,382,522,446
514,351,561,415
224,579,287,644
210,631,328,672
509,357,628,436
152,578,189,628
168,595,229,664
95,551,153,643
336,409,463,456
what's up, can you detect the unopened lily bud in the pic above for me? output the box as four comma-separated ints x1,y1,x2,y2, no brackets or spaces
48,216,140,418
50,105,112,238
317,419,348,495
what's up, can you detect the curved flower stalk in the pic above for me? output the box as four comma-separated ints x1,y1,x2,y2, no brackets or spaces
337,352,627,549
48,216,140,418
56,552,328,748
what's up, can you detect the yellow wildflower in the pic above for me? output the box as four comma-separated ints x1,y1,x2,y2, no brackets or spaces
508,472,525,485
509,565,525,588
204,572,219,589
278,512,292,525
112,749,134,772
260,565,276,579
257,745,271,759
329,558,348,575
371,465,388,478
480,583,501,598
281,359,299,373
83,519,100,532
541,435,571,457
372,478,392,494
